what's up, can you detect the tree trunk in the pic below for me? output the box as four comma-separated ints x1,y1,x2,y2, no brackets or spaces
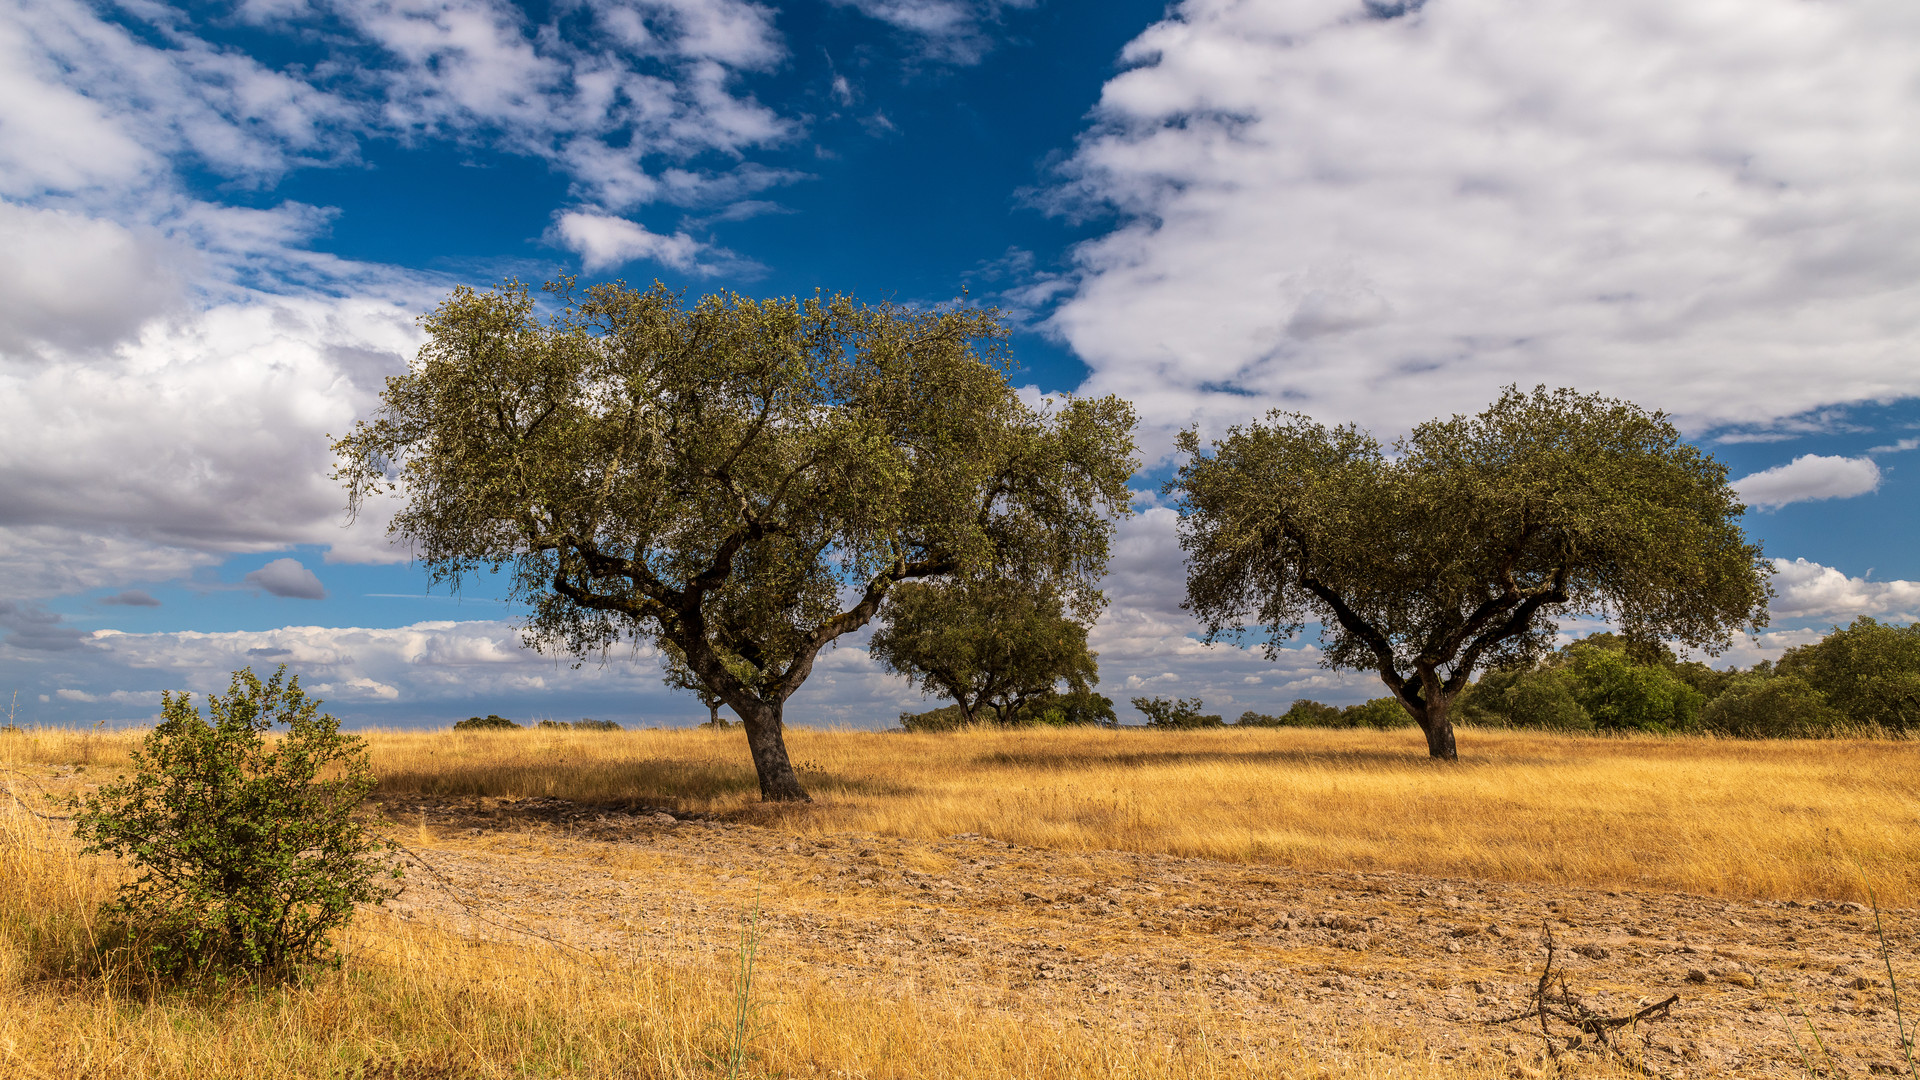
1417,694,1459,761
737,701,810,802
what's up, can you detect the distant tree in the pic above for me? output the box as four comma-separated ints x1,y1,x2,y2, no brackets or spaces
336,280,1136,801
1238,700,1341,727
1170,387,1771,759
455,714,519,730
1131,696,1225,729
1701,672,1847,738
1776,616,1920,733
869,578,1101,726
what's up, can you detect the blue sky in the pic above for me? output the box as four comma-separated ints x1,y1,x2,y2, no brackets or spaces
4,0,1919,730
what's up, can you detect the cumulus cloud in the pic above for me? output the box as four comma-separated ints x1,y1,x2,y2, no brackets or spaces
1769,558,1920,623
1734,455,1882,510
550,211,735,274
1048,0,1920,456
244,558,328,600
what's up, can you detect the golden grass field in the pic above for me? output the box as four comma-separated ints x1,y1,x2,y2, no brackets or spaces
3,723,1916,1078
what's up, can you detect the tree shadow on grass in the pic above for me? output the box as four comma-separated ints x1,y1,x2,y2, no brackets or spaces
969,745,1488,773
376,755,915,810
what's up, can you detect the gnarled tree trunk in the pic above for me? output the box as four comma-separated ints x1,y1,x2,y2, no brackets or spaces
736,701,809,802
1413,693,1459,761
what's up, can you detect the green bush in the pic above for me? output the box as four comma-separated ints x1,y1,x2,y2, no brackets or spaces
454,714,520,730
1238,700,1345,727
1777,616,1920,733
1131,696,1225,729
571,718,623,731
898,704,971,732
72,667,397,975
1016,689,1117,727
1341,696,1416,729
1568,645,1704,733
1702,672,1850,738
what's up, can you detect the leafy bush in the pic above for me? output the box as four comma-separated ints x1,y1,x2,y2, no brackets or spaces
1567,645,1704,733
1238,700,1344,727
72,667,397,975
1131,696,1225,729
1777,616,1920,733
1016,689,1117,727
1341,696,1416,729
1702,673,1849,738
536,717,622,731
454,714,520,730
572,718,622,731
898,704,971,732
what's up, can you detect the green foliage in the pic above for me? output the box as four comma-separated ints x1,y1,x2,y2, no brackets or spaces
1015,688,1117,727
870,577,1101,726
533,718,621,731
1777,617,1920,734
1342,696,1417,730
1239,700,1339,727
335,279,1137,801
1463,665,1593,731
1565,643,1705,733
897,704,972,732
72,667,396,975
1131,696,1225,729
1169,385,1771,756
454,714,519,730
898,690,1115,732
1701,672,1849,738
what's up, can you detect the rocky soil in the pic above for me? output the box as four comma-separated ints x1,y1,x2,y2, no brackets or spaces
376,793,1919,1079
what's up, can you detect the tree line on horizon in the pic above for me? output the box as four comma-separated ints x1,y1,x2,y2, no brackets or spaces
337,279,1891,803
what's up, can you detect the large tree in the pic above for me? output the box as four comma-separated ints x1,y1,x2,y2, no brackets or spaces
1169,386,1771,760
335,280,1136,800
869,577,1100,726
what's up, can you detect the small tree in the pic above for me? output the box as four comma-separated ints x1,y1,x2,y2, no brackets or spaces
1776,616,1920,733
335,281,1137,801
73,667,395,974
1170,387,1771,759
869,577,1100,726
1131,696,1225,728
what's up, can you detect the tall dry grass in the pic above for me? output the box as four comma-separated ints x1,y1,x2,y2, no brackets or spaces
7,723,1916,903
0,796,1520,1079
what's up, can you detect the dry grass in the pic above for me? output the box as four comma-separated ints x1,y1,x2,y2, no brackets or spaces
8,723,1917,903
0,797,1521,1080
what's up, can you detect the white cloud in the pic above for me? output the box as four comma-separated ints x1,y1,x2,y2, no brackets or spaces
833,0,1036,64
1734,455,1882,510
1769,558,1920,623
550,211,729,273
1049,0,1920,457
244,558,328,600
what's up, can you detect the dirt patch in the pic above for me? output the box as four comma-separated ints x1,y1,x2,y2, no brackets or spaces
377,793,1920,1078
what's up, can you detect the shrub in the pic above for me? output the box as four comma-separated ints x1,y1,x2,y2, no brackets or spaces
899,704,972,732
1131,697,1225,729
1238,700,1346,727
1702,672,1850,738
72,667,397,975
1776,616,1920,733
1016,689,1118,727
572,718,622,731
1341,696,1416,729
454,714,520,730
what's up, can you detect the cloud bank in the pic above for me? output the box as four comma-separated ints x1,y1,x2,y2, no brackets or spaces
1048,0,1920,454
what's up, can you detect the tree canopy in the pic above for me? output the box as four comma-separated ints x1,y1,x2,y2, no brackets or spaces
869,577,1099,726
1169,386,1772,759
335,279,1137,800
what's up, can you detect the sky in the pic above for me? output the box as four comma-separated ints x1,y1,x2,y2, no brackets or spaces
3,0,1919,731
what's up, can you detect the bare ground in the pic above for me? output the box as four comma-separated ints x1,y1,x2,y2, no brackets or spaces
375,793,1920,1079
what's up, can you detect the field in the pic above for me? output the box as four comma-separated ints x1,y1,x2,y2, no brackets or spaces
4,724,1917,1078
